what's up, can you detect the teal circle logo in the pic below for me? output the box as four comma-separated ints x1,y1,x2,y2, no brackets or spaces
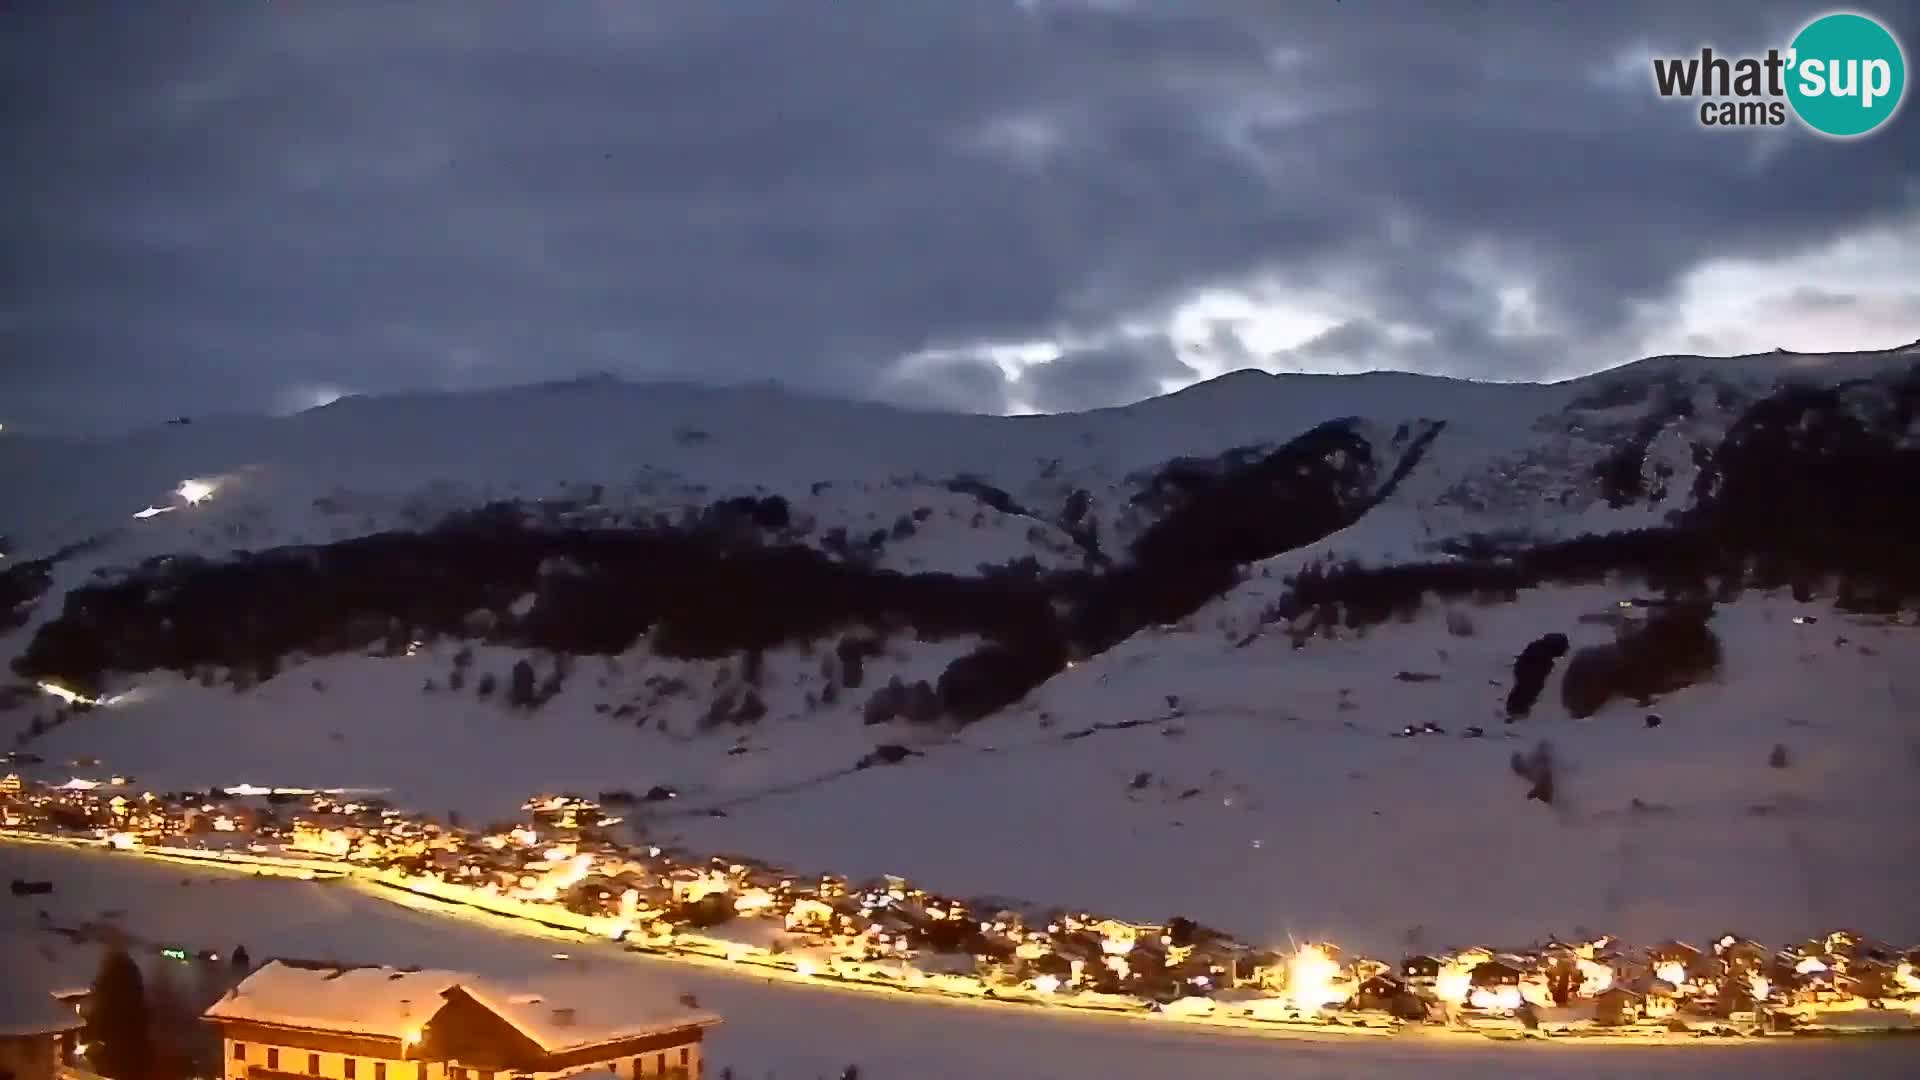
1786,12,1907,137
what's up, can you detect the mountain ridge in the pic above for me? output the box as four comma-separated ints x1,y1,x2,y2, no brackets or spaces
5,342,1916,715
3,343,1918,955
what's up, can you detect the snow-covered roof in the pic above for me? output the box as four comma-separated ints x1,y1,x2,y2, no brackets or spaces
203,962,719,1051
455,970,720,1053
0,931,98,1003
0,985,83,1038
203,962,462,1038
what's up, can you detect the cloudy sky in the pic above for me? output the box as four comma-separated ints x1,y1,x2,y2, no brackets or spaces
4,0,1918,434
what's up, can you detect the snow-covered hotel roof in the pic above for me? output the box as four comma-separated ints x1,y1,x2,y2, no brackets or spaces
204,963,464,1041
205,961,721,1057
452,973,721,1054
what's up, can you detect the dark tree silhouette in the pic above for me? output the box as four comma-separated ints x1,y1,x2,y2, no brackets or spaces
1562,605,1721,718
145,961,194,1080
1506,632,1570,719
146,960,187,1030
508,658,538,707
1510,741,1557,805
1560,646,1620,720
85,948,153,1080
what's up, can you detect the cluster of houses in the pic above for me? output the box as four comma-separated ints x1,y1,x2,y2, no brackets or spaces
6,773,1919,1038
1379,930,1920,1032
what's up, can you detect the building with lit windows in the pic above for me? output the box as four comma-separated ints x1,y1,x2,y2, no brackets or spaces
204,962,719,1080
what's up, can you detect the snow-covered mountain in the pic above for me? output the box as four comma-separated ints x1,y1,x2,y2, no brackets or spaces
4,343,1919,957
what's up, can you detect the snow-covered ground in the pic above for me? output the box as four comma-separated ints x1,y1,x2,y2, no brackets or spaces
4,843,1913,1079
671,589,1920,956
14,585,1918,959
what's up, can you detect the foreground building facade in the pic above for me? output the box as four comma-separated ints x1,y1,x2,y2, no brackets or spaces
205,963,720,1080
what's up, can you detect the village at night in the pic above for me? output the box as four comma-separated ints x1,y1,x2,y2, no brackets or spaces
7,766,1918,1050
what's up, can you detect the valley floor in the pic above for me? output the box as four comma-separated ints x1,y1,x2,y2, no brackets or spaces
4,843,1914,1079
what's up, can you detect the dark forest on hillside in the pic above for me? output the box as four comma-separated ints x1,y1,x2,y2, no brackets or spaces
10,368,1918,728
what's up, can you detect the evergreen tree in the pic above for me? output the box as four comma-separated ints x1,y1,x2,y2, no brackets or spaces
145,961,193,1080
146,960,185,1029
508,659,538,708
231,944,251,970
85,948,153,1080
193,955,234,1021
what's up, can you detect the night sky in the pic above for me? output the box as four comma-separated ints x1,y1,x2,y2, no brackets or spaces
4,0,1917,434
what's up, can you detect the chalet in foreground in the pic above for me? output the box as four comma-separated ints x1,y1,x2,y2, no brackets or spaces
204,962,721,1080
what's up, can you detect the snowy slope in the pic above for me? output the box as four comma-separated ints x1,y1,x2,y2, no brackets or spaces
15,586,1912,958
4,343,1920,963
5,344,1909,573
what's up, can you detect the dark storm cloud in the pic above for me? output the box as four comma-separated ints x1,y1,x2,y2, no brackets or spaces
1785,287,1863,311
2,0,1916,432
